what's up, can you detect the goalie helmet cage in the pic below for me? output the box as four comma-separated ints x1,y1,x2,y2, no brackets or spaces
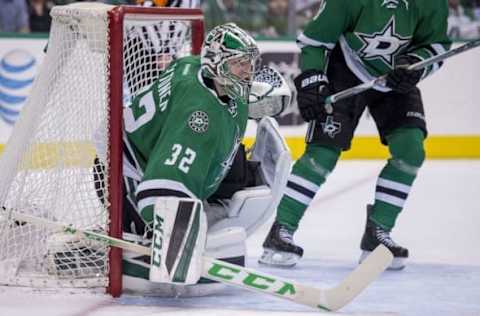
0,3,204,297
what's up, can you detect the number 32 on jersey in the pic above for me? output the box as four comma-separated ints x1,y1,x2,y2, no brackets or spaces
164,144,196,174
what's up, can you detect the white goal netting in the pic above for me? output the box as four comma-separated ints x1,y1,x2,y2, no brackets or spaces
0,3,201,290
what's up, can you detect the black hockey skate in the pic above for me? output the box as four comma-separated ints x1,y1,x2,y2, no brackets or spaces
360,205,409,270
258,221,304,267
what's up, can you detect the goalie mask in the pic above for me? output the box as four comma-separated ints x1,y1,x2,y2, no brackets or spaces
201,23,260,102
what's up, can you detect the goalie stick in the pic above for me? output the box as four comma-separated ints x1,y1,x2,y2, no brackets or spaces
2,210,393,311
324,39,480,109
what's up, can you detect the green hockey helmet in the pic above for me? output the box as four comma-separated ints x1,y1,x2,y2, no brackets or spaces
201,23,260,102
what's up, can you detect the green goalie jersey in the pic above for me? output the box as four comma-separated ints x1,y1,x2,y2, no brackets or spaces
123,56,248,221
298,0,452,90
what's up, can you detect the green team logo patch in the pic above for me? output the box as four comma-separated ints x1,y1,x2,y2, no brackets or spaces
188,111,209,133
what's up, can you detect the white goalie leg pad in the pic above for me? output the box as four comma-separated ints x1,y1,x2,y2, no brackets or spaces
150,197,207,284
122,232,226,298
121,229,242,298
207,187,272,237
208,117,292,236
205,226,247,262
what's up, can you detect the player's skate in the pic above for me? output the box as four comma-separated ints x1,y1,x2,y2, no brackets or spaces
258,221,303,267
359,205,408,270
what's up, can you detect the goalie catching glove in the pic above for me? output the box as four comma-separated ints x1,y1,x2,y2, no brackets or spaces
248,66,291,119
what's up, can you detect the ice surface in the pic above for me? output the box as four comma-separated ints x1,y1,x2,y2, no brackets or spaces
1,161,479,316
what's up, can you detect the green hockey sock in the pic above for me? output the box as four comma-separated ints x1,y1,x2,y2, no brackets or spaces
276,144,340,232
371,128,425,230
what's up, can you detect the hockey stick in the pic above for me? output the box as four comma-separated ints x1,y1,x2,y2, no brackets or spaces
3,210,393,311
324,39,480,107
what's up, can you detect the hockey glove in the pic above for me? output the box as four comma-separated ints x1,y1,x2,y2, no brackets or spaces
294,70,331,122
385,55,424,94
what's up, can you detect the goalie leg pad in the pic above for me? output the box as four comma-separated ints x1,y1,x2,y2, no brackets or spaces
150,197,207,285
207,187,273,237
122,247,226,297
205,226,246,266
120,228,243,297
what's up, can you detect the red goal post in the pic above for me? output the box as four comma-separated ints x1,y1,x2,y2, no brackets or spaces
0,3,204,298
107,5,204,297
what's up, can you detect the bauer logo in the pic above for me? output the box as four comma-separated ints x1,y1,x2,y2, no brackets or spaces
0,49,36,125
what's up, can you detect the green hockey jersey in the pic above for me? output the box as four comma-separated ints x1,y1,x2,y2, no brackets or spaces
297,0,452,91
123,56,248,221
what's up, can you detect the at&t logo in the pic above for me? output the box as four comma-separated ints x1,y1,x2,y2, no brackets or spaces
0,49,37,125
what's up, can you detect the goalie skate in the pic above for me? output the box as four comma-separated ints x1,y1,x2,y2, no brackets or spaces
258,221,303,267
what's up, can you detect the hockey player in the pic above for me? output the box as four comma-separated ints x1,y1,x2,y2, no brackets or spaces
114,23,293,294
259,0,452,270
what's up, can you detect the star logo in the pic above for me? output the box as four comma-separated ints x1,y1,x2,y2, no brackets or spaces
355,17,411,69
321,116,341,138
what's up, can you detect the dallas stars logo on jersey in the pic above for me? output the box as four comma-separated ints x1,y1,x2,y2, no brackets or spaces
188,111,209,133
356,17,411,69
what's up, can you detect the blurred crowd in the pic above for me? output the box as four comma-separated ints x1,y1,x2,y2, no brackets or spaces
1,0,480,39
1,0,52,33
449,0,480,39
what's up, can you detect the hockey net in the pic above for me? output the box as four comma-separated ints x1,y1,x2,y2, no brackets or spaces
0,3,203,296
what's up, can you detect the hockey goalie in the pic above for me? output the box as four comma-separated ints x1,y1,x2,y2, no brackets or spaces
93,23,292,296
